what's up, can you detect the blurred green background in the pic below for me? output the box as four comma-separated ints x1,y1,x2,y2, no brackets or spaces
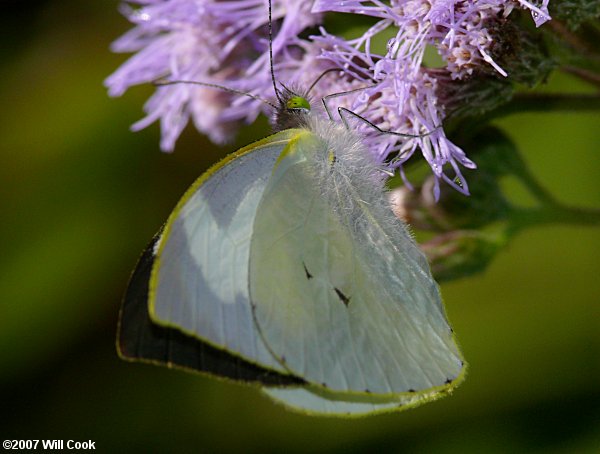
1,1,598,452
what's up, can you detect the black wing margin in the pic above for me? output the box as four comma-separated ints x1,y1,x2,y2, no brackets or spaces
117,232,303,387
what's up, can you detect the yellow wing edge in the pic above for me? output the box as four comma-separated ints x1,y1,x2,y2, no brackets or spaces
265,362,468,418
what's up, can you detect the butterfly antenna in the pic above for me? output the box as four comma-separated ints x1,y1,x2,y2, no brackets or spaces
268,0,283,105
153,79,277,109
306,68,343,96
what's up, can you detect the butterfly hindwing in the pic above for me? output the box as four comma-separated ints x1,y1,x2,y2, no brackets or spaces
249,126,465,396
263,384,453,417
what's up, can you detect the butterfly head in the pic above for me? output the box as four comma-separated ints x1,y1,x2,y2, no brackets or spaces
272,84,312,131
286,95,311,111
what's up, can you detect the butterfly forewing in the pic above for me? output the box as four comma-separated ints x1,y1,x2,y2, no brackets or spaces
249,129,465,396
118,233,304,386
149,130,299,373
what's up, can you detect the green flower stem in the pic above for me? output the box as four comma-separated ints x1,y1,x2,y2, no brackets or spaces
508,204,600,234
511,163,560,207
494,93,600,118
508,155,600,233
449,93,600,141
468,92,600,129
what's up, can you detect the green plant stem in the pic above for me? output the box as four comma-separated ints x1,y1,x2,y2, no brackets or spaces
509,204,600,234
483,93,600,123
504,148,563,207
516,170,559,206
452,93,600,139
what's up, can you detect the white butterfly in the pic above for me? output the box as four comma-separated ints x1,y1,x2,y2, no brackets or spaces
117,0,465,417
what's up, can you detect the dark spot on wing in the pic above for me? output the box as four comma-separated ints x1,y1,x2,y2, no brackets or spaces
365,389,371,394
445,378,452,385
302,262,313,279
328,150,337,173
334,287,351,306
408,389,416,393
322,382,328,388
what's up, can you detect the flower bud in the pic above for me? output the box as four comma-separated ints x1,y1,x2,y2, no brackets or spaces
389,128,516,232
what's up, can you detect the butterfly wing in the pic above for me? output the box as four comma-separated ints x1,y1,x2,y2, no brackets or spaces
118,239,438,412
263,384,451,417
149,130,299,373
118,232,304,385
249,129,465,397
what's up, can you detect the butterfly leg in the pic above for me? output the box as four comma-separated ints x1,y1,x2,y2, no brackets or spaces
321,84,378,121
337,107,439,139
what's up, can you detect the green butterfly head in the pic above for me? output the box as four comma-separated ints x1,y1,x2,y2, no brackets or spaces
286,96,311,111
272,85,311,131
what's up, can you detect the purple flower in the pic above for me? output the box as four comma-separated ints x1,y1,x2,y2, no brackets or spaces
310,0,551,196
314,0,551,79
107,0,551,197
315,30,474,197
105,0,319,150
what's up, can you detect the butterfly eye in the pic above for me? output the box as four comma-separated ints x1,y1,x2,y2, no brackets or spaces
286,96,311,110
